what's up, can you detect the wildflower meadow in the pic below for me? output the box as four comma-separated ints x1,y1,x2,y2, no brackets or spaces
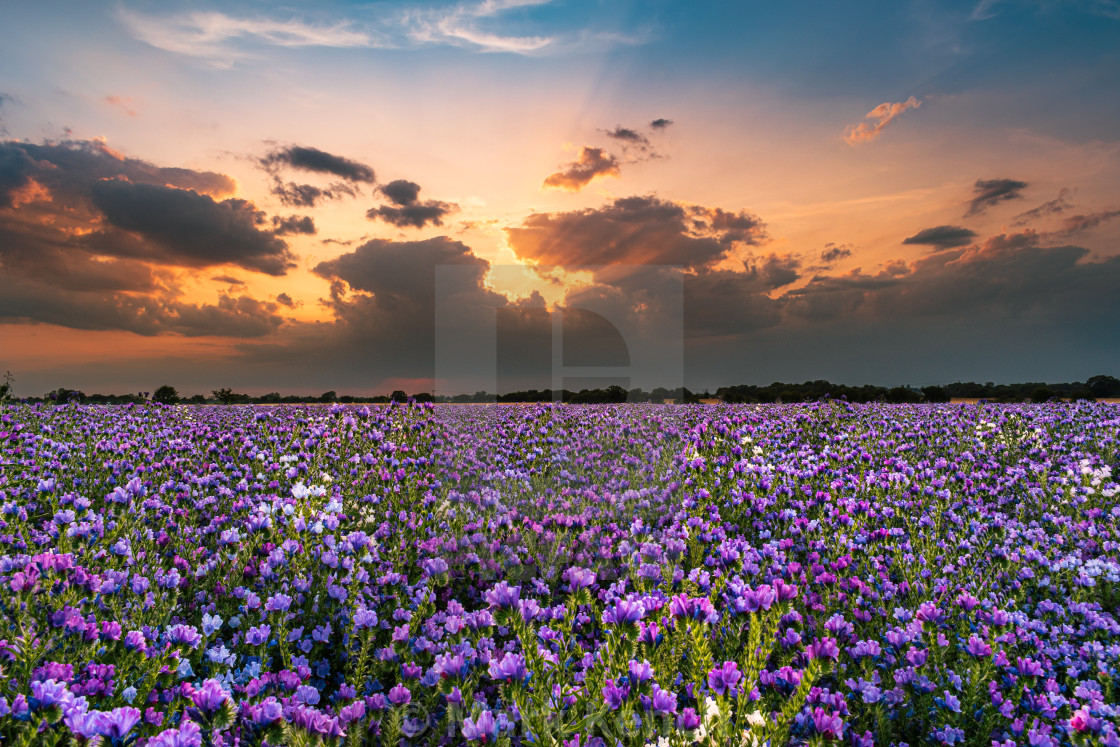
0,400,1117,746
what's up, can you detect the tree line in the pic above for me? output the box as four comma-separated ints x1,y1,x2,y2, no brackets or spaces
7,375,1119,406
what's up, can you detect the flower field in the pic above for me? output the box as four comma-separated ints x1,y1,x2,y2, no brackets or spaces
0,401,1118,747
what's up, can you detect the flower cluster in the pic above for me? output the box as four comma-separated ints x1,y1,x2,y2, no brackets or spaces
0,400,1118,746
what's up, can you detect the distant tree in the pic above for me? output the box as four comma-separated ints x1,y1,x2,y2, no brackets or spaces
258,392,282,403
389,390,409,403
886,387,922,404
0,370,12,403
187,394,207,404
212,387,236,405
152,385,179,404
1087,375,1120,398
320,390,338,403
921,386,950,403
1030,387,1056,403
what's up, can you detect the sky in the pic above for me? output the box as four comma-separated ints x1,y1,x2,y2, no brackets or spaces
1,0,1119,396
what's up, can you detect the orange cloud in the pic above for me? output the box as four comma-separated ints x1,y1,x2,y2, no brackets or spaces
542,146,620,191
843,96,922,145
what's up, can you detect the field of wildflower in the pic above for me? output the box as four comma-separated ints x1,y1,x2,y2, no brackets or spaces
0,401,1118,747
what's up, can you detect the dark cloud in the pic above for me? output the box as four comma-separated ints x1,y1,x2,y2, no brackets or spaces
212,275,246,286
758,253,801,288
542,147,620,191
271,214,316,235
368,202,458,229
1051,209,1120,237
380,179,422,206
965,177,1028,217
269,179,358,207
0,143,38,208
367,180,458,229
604,127,649,145
275,292,297,308
89,179,296,275
1013,187,1074,226
507,196,766,269
819,243,853,265
0,139,294,292
261,145,375,184
650,118,673,129
902,225,978,250
0,269,284,338
1,139,235,199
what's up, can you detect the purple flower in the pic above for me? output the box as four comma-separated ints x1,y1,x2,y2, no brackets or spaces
353,608,379,629
650,685,677,715
462,710,498,742
483,581,521,609
810,707,844,740
296,685,321,705
148,720,203,747
602,598,646,625
808,637,840,661
93,706,143,739
707,661,742,696
190,679,230,715
264,593,292,613
628,659,654,682
676,708,701,730
246,624,271,646
249,697,283,725
488,652,527,682
965,635,992,657
563,566,596,593
30,679,70,710
602,679,629,710
388,684,411,705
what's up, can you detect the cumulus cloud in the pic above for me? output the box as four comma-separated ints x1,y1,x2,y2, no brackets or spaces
506,195,766,269
0,137,300,343
269,180,358,207
367,179,459,228
650,118,673,129
0,139,291,276
270,214,316,235
965,177,1028,217
88,179,296,275
542,147,620,191
902,225,978,250
818,243,854,265
380,179,422,206
843,96,922,145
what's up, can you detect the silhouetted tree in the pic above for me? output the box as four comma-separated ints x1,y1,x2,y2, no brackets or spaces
152,385,179,405
921,386,950,403
389,390,409,403
1087,375,1120,398
212,388,236,405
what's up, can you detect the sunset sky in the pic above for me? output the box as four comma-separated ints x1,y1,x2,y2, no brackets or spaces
2,0,1119,396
